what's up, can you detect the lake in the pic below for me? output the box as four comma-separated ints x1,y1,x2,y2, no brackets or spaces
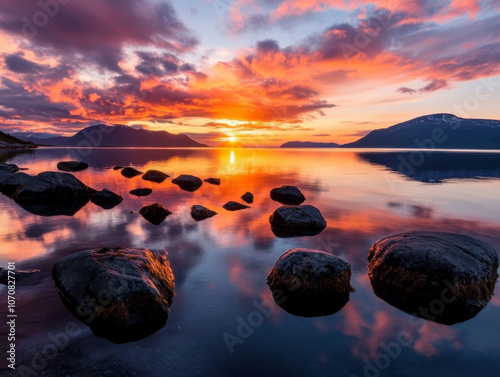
1,147,499,377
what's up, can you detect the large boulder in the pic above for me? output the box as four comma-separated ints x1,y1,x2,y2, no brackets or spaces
172,175,203,192
269,205,327,237
270,186,306,205
368,231,499,324
52,247,175,343
91,189,123,210
57,161,89,172
223,201,250,211
12,172,95,216
139,203,172,225
191,205,217,221
121,167,143,178
0,163,20,183
267,249,354,317
142,170,169,183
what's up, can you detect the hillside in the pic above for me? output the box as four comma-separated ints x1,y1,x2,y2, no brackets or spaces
17,125,207,148
0,130,37,149
341,114,500,149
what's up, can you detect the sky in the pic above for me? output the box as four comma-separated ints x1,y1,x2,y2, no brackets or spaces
0,0,499,146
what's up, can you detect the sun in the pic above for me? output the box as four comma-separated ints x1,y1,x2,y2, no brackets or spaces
228,136,237,142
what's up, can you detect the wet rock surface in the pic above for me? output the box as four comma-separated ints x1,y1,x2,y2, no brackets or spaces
270,186,306,205
269,205,327,237
91,189,123,209
142,170,169,183
57,161,89,172
139,203,172,225
52,247,175,343
191,205,217,221
172,175,203,192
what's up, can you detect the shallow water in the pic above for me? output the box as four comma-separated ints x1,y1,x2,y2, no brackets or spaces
1,147,499,377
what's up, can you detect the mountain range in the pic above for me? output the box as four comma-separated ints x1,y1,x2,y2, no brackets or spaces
280,141,340,148
0,130,36,149
341,114,500,149
16,124,207,148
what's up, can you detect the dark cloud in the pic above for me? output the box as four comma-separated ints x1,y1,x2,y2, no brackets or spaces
398,87,417,94
398,78,449,95
312,133,330,137
4,53,44,74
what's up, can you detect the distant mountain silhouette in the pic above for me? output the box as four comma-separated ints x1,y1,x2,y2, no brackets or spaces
0,130,36,149
280,141,339,148
342,114,500,149
358,151,500,183
18,124,207,148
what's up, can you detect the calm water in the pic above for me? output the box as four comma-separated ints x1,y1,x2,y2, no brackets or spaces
1,147,499,377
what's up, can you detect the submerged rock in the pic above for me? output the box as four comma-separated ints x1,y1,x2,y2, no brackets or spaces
142,170,169,183
223,201,250,211
113,166,123,170
130,188,153,197
204,178,221,185
11,171,95,216
191,205,217,221
241,192,254,204
269,205,327,237
121,167,143,178
0,267,40,285
139,203,172,225
91,189,123,210
52,247,175,343
172,175,203,192
57,161,89,172
270,185,306,205
368,231,499,324
267,249,354,317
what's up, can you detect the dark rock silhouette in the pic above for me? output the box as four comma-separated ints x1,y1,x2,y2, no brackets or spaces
269,205,327,237
172,175,203,192
241,192,254,204
139,203,172,225
142,170,169,183
52,247,175,343
121,167,143,178
191,205,217,221
270,186,306,205
204,178,221,185
223,201,250,211
368,231,499,324
0,163,20,177
0,267,40,285
113,165,123,170
57,161,89,172
4,171,95,216
130,188,153,197
91,189,123,209
267,249,354,317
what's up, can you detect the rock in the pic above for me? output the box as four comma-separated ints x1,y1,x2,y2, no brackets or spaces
269,205,326,237
267,249,354,317
191,205,217,221
113,166,124,170
130,188,153,197
368,231,499,324
57,161,89,172
0,172,33,197
0,267,40,285
142,170,169,183
223,201,250,211
12,171,95,216
172,175,203,192
204,178,221,185
139,203,172,225
52,247,175,343
241,192,254,204
121,167,143,178
0,163,20,183
270,185,306,205
91,189,123,210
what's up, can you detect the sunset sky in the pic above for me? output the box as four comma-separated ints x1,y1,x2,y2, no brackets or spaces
0,0,499,146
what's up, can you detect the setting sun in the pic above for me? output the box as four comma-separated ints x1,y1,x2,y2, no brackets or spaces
228,136,237,142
